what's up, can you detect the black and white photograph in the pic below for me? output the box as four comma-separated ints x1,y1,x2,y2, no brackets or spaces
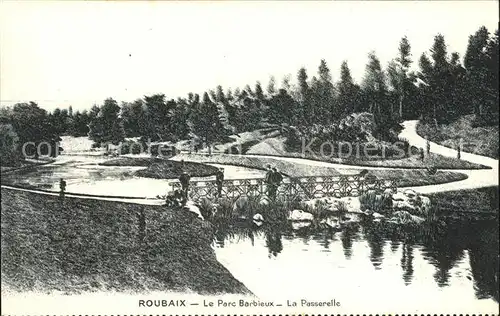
0,1,498,314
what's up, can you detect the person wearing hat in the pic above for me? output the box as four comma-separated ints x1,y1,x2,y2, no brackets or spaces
215,168,225,197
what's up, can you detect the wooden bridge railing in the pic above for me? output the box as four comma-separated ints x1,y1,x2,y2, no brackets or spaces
171,175,397,203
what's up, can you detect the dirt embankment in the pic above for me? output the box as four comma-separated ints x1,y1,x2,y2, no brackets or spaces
0,188,250,295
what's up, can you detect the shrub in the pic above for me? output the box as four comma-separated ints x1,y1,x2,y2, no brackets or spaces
119,141,144,155
359,190,392,213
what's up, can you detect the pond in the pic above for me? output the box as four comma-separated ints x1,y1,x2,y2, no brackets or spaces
1,155,267,198
213,218,498,311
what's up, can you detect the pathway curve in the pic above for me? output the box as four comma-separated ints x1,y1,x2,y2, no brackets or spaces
177,120,498,194
400,120,498,193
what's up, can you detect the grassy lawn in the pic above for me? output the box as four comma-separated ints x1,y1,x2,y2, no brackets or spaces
100,157,219,179
417,115,499,159
175,153,468,187
428,186,499,219
246,136,489,169
0,188,250,294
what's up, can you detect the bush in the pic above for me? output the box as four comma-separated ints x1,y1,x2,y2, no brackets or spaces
119,140,144,155
359,190,392,213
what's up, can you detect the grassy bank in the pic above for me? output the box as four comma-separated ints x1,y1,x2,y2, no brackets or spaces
175,153,468,188
0,188,250,295
100,157,219,179
416,115,499,159
246,136,489,169
428,186,499,219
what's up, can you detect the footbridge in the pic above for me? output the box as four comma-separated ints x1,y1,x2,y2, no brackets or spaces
171,174,397,203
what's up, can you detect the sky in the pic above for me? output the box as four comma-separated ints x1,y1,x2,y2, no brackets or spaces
1,1,498,112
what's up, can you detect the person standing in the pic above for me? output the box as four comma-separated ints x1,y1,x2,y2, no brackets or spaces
59,178,67,198
179,171,191,202
265,165,274,199
272,167,283,197
215,168,224,197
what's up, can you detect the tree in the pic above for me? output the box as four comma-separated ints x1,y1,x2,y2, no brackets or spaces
88,98,125,148
69,110,91,137
337,61,360,115
268,89,299,126
297,67,310,123
143,94,170,141
387,36,413,119
0,123,20,165
317,59,336,121
190,92,228,154
121,99,146,137
267,76,277,95
362,52,388,123
254,81,265,101
8,102,60,158
465,26,498,120
417,34,462,123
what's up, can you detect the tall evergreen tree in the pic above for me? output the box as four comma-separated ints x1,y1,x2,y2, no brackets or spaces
387,36,413,119
337,61,360,115
465,26,497,119
317,59,337,121
362,52,388,122
267,76,277,95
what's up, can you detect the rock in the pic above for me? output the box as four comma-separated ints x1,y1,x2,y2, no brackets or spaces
184,201,204,220
420,196,431,212
291,221,312,230
253,213,264,227
320,216,341,229
393,199,416,211
389,211,424,225
403,189,417,198
372,212,385,219
392,192,406,201
384,188,394,195
253,213,264,222
288,209,314,221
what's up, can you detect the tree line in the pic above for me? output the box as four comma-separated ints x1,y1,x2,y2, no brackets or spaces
0,26,498,164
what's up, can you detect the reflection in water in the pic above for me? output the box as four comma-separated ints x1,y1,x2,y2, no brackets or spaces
401,242,414,285
340,224,359,260
265,229,283,258
364,224,385,270
213,217,499,304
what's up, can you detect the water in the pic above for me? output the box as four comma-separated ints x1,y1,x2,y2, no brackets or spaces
1,155,266,198
213,219,499,311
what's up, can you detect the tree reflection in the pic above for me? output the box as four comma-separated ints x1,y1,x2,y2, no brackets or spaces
467,221,499,302
421,223,465,287
400,241,414,285
341,224,359,260
364,224,385,270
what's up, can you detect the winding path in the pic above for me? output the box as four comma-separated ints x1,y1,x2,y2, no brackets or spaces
1,120,498,203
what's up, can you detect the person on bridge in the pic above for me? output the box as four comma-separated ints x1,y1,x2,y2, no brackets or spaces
215,168,224,197
269,167,283,201
179,171,191,202
265,165,274,199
